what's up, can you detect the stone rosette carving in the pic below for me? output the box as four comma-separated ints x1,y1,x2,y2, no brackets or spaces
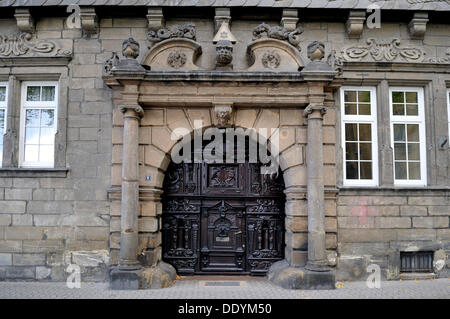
0,32,71,57
147,22,196,44
341,38,425,62
167,51,187,69
252,23,303,51
262,51,281,69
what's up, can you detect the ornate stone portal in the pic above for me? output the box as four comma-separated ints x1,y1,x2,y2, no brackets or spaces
104,33,338,289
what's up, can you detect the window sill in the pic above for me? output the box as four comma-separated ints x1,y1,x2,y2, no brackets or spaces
338,185,450,191
0,168,68,178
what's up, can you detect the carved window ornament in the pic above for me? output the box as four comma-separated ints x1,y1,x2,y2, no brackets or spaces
167,51,187,69
213,103,234,128
147,22,196,44
0,33,71,57
252,23,303,51
262,51,281,69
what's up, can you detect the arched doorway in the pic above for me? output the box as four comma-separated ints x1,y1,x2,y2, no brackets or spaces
161,131,286,275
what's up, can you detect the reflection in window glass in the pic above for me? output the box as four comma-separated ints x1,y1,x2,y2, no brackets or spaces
0,85,7,166
0,87,5,101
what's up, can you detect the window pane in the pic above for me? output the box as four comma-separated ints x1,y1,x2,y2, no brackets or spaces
394,143,406,160
406,92,418,103
408,162,421,180
359,143,372,160
345,124,358,141
24,145,39,162
395,162,407,180
346,143,358,160
407,124,419,142
25,128,39,144
359,124,372,141
408,143,420,161
40,128,54,144
344,91,357,102
393,104,405,115
41,86,55,101
360,162,372,179
39,145,54,164
0,87,5,101
346,162,358,179
41,109,55,127
345,103,357,115
392,91,404,103
0,109,5,128
406,104,418,116
394,124,406,142
25,110,40,127
26,86,40,101
358,103,371,115
358,91,371,103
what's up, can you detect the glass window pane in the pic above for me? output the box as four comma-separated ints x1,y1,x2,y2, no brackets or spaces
359,124,372,141
358,91,371,103
407,124,419,142
406,92,418,103
358,103,371,115
41,86,55,101
392,91,404,103
0,109,5,128
39,145,54,164
406,104,418,116
408,162,421,180
393,104,405,115
394,143,406,160
346,143,358,160
0,87,5,101
359,143,372,160
25,128,39,144
24,145,39,162
40,128,54,144
41,109,55,127
345,103,357,115
345,124,358,141
26,86,40,101
408,143,420,161
346,162,358,179
394,124,406,142
395,162,407,180
25,109,40,127
344,91,357,102
360,162,372,179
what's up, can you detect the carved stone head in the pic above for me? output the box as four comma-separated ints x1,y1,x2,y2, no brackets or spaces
122,38,140,59
307,41,325,61
216,40,233,67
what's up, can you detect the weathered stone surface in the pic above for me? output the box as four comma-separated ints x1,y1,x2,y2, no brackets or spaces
412,217,449,229
336,255,368,282
0,201,26,214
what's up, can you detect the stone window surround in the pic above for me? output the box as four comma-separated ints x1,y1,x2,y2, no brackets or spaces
447,88,450,139
336,77,450,189
0,58,70,178
0,81,8,167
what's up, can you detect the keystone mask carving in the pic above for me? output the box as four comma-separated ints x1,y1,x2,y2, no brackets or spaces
215,40,233,70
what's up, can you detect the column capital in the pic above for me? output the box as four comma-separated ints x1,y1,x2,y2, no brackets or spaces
303,104,327,119
119,103,144,118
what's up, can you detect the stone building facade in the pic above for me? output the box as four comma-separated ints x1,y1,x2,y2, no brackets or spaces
0,1,448,289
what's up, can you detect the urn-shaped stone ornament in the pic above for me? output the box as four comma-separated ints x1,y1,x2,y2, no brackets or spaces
215,40,233,70
122,37,140,59
307,41,325,62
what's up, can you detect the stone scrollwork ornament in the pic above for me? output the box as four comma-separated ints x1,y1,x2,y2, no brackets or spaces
0,32,71,57
147,22,196,43
252,23,303,51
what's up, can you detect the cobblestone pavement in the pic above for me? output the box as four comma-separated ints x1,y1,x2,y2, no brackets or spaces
0,277,449,299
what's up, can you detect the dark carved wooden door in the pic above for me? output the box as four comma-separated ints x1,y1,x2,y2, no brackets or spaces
161,137,285,275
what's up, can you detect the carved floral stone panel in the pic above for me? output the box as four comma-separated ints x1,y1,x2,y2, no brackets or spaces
0,32,72,57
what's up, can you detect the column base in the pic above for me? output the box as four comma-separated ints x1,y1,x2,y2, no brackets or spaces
267,260,335,290
110,261,176,290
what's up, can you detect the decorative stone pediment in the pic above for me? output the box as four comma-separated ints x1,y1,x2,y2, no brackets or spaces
0,32,72,57
142,38,202,71
247,38,304,72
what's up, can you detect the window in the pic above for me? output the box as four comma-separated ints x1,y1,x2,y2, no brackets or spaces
389,88,426,186
341,87,378,186
0,82,7,167
19,82,58,168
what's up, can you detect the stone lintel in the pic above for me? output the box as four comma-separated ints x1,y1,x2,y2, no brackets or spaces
409,12,429,39
281,9,299,32
147,7,165,31
346,10,366,39
80,7,98,34
14,8,35,33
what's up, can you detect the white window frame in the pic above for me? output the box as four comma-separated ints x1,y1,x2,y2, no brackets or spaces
389,87,427,186
341,86,379,187
19,81,58,168
0,82,8,167
447,89,450,140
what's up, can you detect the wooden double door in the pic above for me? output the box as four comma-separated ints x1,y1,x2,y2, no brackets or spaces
161,160,285,275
